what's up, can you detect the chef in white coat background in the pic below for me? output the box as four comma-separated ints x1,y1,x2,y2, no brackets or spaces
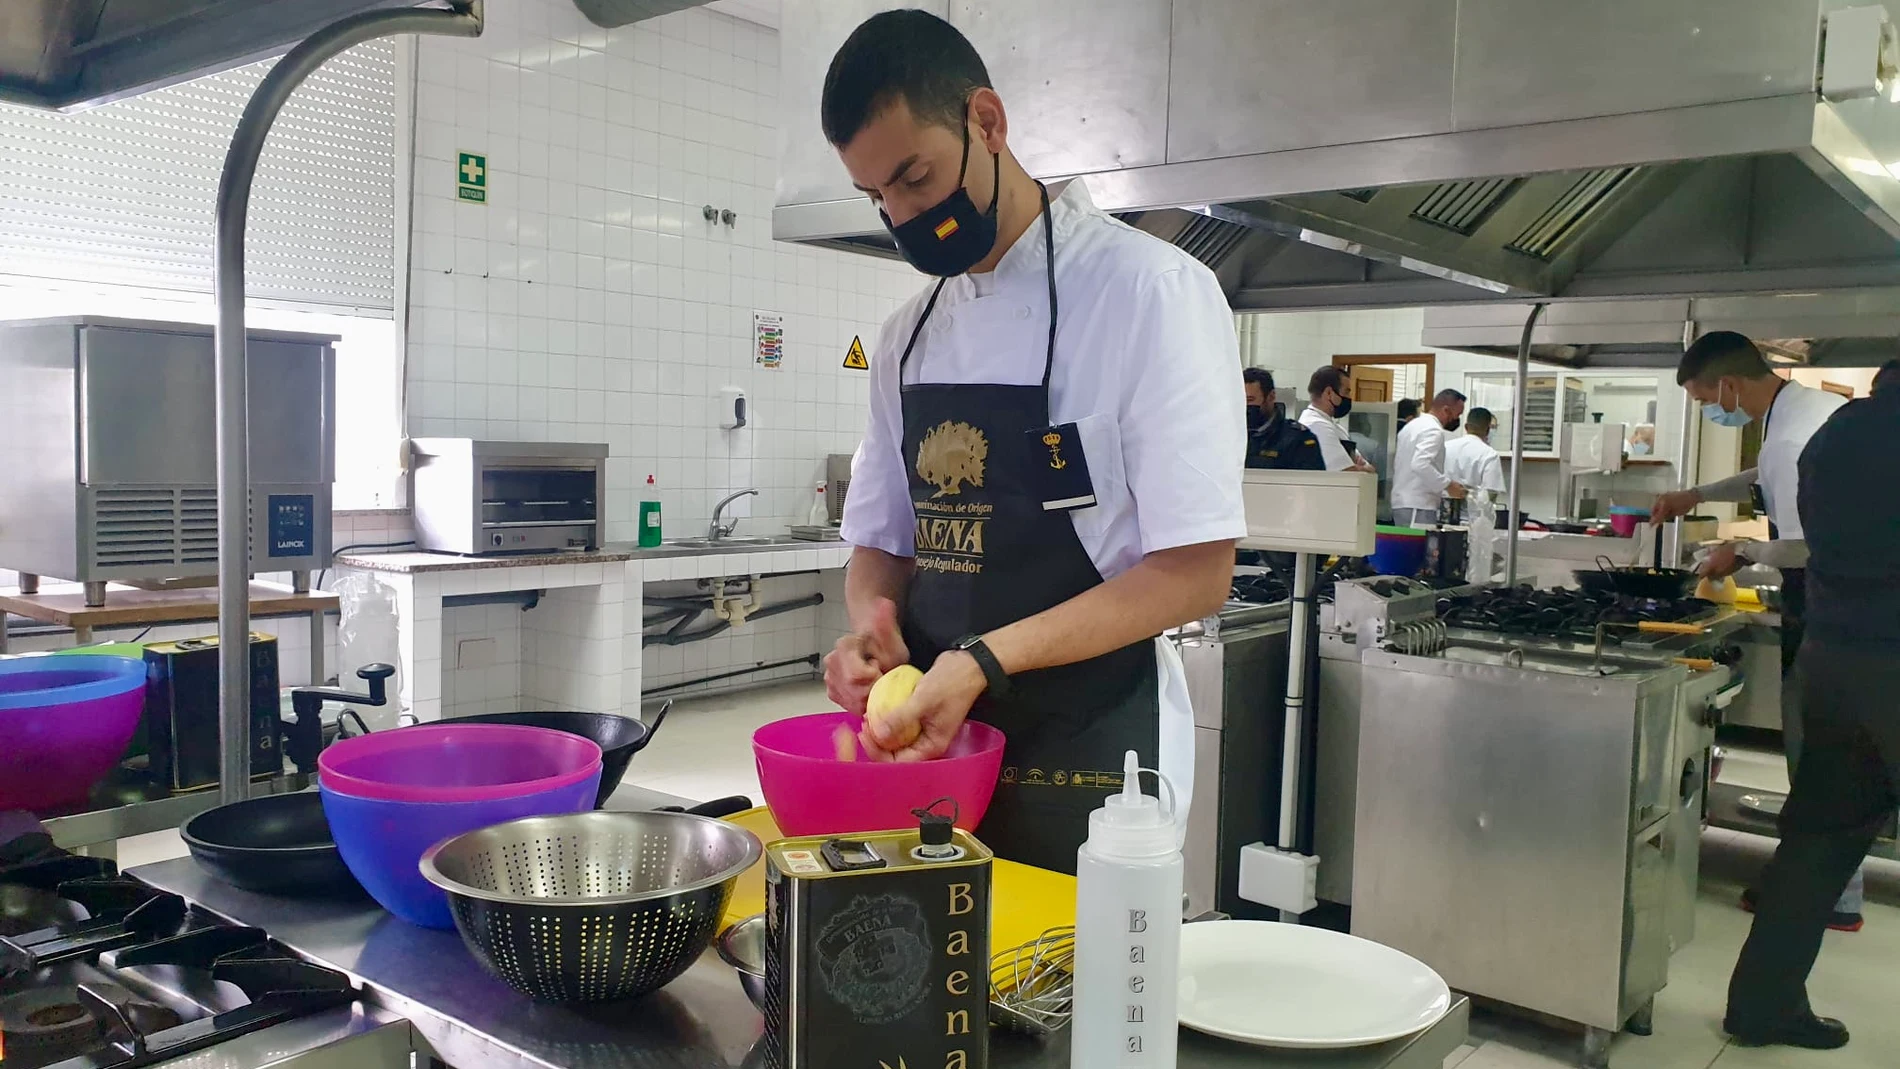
1444,405,1507,511
1389,388,1468,528
1299,366,1376,473
818,9,1244,872
1650,330,1858,928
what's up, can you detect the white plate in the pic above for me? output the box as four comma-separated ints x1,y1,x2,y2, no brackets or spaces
1177,921,1452,1049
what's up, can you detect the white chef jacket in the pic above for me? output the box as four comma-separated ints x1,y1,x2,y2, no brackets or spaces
1390,415,1452,511
841,178,1247,820
1298,405,1358,471
1444,433,1506,495
1693,380,1846,566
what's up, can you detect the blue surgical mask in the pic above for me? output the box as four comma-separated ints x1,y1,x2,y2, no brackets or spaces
1702,381,1754,428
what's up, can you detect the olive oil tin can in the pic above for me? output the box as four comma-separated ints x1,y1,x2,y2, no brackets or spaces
764,818,993,1069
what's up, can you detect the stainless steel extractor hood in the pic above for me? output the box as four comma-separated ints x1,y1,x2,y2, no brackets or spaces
775,0,1900,311
1423,292,1900,369
0,0,452,110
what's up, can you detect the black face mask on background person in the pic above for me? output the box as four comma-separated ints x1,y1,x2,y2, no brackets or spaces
879,113,1001,277
1442,416,1461,432
1246,404,1268,431
1331,394,1353,419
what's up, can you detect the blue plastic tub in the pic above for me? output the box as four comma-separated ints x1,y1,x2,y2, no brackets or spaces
1369,525,1430,577
321,772,600,928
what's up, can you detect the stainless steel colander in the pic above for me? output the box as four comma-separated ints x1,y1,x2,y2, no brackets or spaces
419,810,762,1003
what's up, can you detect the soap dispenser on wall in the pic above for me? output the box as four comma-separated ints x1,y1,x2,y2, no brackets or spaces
718,386,747,430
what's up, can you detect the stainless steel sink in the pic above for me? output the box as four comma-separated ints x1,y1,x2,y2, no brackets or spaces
660,535,806,550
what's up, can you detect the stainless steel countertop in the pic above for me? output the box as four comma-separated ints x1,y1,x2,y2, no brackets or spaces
130,786,1469,1069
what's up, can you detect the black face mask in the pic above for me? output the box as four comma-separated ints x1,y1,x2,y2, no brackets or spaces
1246,404,1268,431
1332,395,1353,419
879,117,1000,278
1442,416,1461,432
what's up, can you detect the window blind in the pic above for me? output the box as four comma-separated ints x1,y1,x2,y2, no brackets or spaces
0,40,397,313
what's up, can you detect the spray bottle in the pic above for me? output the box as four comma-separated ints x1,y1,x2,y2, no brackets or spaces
1071,750,1183,1069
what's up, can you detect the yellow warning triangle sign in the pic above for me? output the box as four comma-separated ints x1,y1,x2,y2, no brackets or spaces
842,335,869,370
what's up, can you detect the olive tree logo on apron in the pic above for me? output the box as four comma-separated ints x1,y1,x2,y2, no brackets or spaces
814,894,934,1023
913,421,991,574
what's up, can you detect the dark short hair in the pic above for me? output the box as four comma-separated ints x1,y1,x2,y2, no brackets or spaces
1873,358,1900,397
1467,406,1495,429
1677,330,1771,386
821,10,991,146
1243,367,1275,392
1432,388,1467,408
1308,366,1347,398
1396,398,1420,419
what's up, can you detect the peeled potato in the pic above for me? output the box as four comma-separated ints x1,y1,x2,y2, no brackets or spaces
832,723,859,762
865,664,925,749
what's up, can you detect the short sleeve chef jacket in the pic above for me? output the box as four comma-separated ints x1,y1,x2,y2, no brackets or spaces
842,180,1249,574
1757,380,1847,541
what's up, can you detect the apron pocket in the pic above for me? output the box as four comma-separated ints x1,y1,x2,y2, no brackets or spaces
1067,412,1124,537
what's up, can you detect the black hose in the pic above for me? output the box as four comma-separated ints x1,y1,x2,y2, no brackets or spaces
644,654,822,696
642,593,825,647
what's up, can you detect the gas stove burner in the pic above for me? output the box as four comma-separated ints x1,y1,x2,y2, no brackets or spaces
1,988,104,1069
0,984,186,1069
1439,585,1715,643
0,884,86,938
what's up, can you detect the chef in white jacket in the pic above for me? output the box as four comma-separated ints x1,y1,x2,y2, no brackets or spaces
819,10,1243,874
1444,406,1507,497
1299,366,1376,473
1389,389,1469,528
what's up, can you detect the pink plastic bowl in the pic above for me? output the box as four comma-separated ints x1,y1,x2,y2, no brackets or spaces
318,723,601,803
753,712,1006,837
0,655,145,812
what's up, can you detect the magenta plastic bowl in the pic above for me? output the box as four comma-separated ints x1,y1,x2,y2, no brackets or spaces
753,712,1006,837
0,655,146,811
318,723,602,803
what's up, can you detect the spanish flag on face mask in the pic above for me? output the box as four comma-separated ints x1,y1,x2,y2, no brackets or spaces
934,217,960,240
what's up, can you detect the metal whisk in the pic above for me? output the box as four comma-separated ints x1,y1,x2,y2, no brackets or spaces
988,926,1075,1036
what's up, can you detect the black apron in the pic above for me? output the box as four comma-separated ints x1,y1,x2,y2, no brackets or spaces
895,186,1160,874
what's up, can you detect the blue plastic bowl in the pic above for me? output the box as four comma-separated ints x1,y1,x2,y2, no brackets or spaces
321,771,600,928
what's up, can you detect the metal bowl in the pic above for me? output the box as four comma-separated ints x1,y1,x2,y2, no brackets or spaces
717,913,767,1010
420,810,762,1003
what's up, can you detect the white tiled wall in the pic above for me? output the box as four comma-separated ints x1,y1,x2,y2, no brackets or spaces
402,0,918,544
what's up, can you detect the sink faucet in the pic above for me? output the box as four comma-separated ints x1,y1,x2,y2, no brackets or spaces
709,488,760,541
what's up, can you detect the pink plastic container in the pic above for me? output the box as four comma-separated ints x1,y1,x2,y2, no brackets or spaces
318,723,601,803
753,712,1006,837
0,655,146,811
1609,506,1650,538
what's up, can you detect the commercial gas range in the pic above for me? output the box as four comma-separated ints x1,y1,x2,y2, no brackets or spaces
0,852,361,1069
1311,578,1742,1066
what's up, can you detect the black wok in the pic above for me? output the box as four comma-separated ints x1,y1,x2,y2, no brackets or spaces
446,703,670,809
181,791,362,897
1579,528,1699,600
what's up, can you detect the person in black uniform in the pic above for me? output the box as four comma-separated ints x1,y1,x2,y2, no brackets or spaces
1244,368,1325,471
1722,378,1900,1050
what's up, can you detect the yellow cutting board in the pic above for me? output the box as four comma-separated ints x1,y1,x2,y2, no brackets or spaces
719,807,1077,954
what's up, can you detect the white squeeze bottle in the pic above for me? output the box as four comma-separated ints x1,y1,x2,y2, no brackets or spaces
1072,750,1183,1069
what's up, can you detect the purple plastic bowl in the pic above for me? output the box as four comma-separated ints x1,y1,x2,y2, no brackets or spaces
0,655,146,811
318,723,602,803
321,772,601,928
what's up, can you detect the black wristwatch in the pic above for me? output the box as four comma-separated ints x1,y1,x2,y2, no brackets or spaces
953,634,1011,700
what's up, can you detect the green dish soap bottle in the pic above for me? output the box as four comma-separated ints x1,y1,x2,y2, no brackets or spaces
639,474,662,547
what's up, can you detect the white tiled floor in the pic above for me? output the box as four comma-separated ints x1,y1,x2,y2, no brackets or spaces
109,683,1900,1067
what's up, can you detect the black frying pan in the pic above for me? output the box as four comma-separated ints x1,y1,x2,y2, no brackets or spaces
1579,524,1698,599
446,702,671,809
181,791,362,897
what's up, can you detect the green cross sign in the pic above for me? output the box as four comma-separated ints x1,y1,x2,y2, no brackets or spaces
457,151,487,204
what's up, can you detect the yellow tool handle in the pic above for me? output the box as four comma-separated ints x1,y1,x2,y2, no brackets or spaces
1672,657,1716,671
1639,620,1706,635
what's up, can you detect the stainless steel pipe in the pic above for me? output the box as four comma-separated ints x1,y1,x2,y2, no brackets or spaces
1503,302,1546,587
215,1,483,803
